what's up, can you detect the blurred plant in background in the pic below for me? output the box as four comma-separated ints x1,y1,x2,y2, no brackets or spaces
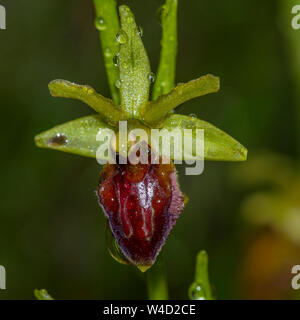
233,153,300,299
227,0,300,300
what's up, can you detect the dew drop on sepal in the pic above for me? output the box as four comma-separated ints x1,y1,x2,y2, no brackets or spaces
148,72,156,83
116,30,128,44
113,54,120,67
115,79,122,88
138,26,144,37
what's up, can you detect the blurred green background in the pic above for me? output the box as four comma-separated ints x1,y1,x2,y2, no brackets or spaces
1,0,300,299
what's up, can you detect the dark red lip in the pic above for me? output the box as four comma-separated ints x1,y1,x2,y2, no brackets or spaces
97,158,184,271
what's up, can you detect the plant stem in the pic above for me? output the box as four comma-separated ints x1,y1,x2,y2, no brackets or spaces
153,0,178,100
146,255,169,300
93,0,120,104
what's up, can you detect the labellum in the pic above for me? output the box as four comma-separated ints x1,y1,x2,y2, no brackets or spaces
97,149,184,272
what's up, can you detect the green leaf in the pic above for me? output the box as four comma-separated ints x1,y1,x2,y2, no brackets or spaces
118,5,151,118
49,80,126,126
93,0,120,104
34,289,54,300
153,0,178,100
143,75,220,125
35,115,115,159
161,114,247,161
189,251,213,300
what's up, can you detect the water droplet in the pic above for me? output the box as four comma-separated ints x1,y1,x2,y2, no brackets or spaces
104,48,112,58
148,72,156,83
94,16,106,31
189,113,197,119
189,282,207,300
138,26,144,37
113,54,120,67
116,30,128,44
48,133,68,146
115,79,122,88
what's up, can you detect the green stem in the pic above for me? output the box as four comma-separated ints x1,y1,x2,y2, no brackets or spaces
152,0,178,100
146,256,169,300
93,0,120,104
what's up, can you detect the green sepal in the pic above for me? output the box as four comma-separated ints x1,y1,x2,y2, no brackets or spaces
161,114,247,161
35,115,115,159
118,5,151,118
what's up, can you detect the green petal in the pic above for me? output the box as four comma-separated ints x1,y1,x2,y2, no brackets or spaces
35,115,115,159
49,80,126,126
161,114,247,161
152,0,178,100
143,75,220,125
118,5,151,118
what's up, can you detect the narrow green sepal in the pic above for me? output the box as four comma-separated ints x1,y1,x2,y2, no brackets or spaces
143,74,220,125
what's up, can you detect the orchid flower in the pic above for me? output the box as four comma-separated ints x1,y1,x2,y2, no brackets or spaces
35,0,247,272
